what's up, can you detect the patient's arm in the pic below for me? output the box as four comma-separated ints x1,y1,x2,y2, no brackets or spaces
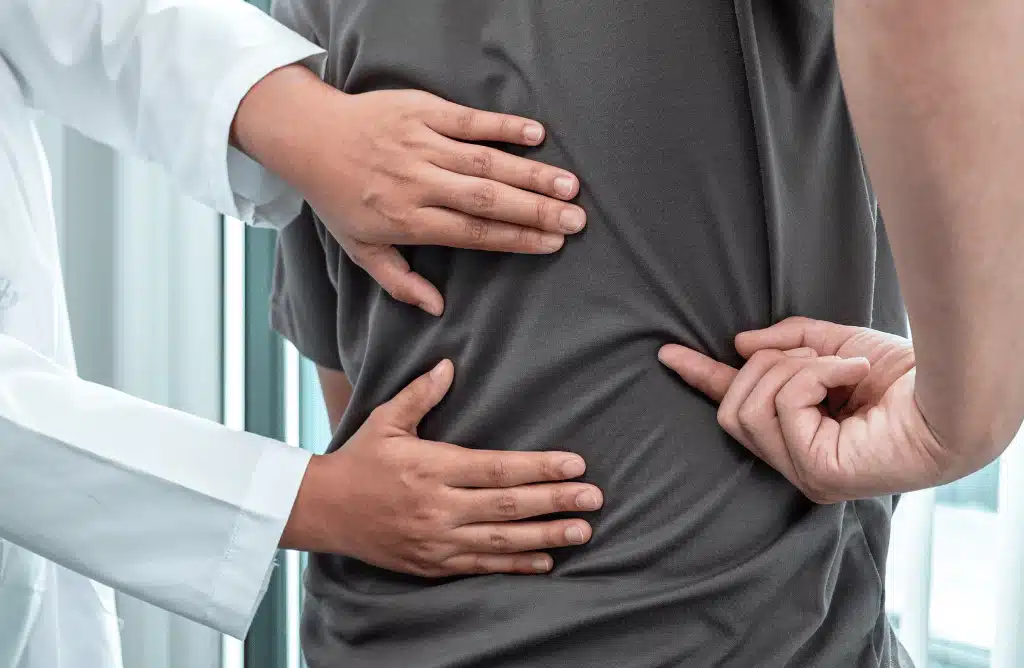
317,366,353,431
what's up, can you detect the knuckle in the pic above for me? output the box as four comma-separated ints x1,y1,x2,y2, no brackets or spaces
471,555,491,574
386,206,413,232
470,150,494,178
516,226,542,251
464,217,489,245
359,187,383,211
495,493,518,518
550,486,569,511
488,529,510,552
488,457,512,487
455,109,476,133
716,404,732,431
749,349,778,367
737,402,761,427
535,197,551,226
541,456,565,481
410,500,440,525
529,163,545,191
470,184,498,211
499,115,513,139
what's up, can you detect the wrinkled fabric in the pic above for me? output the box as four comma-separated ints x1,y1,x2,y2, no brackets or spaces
271,1,910,666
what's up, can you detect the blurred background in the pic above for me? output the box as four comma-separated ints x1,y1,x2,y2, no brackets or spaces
32,0,1024,665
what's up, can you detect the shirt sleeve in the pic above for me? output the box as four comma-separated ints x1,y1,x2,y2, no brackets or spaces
0,0,326,229
270,205,345,371
0,333,311,638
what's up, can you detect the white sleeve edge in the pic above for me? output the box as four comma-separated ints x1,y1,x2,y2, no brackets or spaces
204,442,312,638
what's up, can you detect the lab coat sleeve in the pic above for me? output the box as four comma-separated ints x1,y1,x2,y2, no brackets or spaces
0,0,326,228
0,334,312,638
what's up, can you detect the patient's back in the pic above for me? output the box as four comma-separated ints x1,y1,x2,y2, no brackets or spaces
271,2,910,666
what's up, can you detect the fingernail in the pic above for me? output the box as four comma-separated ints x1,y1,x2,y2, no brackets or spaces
576,492,600,510
541,234,565,252
420,300,444,317
554,175,575,198
565,526,586,545
430,359,449,380
523,124,544,143
559,209,585,233
533,557,551,572
560,456,586,478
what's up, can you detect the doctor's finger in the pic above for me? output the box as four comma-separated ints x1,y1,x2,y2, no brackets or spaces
376,359,454,432
423,100,548,146
410,207,565,254
347,243,445,316
439,552,554,575
450,482,603,524
441,448,589,488
450,520,594,555
425,169,587,234
427,137,580,201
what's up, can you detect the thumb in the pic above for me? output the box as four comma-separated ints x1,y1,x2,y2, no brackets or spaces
350,243,445,316
383,359,455,432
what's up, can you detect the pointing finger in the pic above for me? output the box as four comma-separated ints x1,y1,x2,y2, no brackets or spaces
658,344,737,403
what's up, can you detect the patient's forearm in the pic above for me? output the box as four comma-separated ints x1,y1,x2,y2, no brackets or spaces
317,366,352,431
835,0,1024,473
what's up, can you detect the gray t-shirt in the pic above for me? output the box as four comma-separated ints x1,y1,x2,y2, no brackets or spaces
270,2,913,666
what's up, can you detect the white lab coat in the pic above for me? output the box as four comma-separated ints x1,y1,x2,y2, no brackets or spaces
0,1,326,666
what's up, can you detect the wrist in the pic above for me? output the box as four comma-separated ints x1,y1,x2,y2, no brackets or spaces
280,454,332,551
230,64,338,193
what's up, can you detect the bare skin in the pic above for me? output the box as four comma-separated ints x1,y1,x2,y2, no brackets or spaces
661,0,1024,501
280,361,602,576
231,65,586,316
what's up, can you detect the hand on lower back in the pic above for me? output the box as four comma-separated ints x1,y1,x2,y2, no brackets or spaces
281,360,602,577
235,69,586,316
659,317,954,502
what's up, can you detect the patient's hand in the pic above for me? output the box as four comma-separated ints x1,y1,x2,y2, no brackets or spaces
658,317,957,503
280,359,603,577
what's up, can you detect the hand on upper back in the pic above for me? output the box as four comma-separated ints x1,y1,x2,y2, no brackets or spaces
658,317,955,503
281,359,602,577
299,88,585,316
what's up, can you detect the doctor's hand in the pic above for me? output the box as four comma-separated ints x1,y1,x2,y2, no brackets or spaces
232,66,586,316
658,317,952,503
280,360,602,577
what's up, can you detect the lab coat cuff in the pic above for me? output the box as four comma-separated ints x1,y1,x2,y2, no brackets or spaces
205,38,326,229
206,442,312,639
